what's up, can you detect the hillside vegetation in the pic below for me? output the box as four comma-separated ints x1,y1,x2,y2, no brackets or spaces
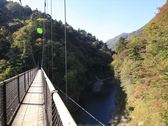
112,2,168,125
0,1,112,101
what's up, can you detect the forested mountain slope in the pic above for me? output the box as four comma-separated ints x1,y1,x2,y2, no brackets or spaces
0,1,112,101
0,1,33,80
112,2,168,125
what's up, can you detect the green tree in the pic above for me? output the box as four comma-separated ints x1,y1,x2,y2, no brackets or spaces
116,37,127,53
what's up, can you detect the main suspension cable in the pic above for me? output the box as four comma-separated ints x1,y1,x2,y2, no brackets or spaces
41,0,46,68
64,0,68,101
51,0,53,82
46,0,50,75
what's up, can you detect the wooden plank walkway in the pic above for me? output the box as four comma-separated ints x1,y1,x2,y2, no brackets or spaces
12,70,46,126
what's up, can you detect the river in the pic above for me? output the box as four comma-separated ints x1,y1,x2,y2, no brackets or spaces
75,84,117,126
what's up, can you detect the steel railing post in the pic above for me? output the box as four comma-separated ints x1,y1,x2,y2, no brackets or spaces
28,71,29,86
30,71,32,84
2,82,7,126
30,71,31,83
24,73,26,92
45,81,49,125
17,76,20,103
45,81,47,110
51,90,58,125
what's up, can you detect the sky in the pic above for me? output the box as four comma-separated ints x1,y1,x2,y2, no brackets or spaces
10,0,166,42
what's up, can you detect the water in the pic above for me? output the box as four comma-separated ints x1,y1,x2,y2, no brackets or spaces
76,84,117,126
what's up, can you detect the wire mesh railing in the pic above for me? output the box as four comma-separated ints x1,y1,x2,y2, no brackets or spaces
56,88,105,126
0,68,38,126
41,68,77,126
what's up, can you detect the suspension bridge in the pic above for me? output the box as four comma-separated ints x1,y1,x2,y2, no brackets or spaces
0,68,78,126
0,68,105,126
0,0,106,125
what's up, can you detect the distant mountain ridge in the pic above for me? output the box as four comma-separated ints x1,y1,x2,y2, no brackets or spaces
106,33,129,51
106,27,144,51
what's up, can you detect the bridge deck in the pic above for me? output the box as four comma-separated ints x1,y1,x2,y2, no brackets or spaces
12,70,46,126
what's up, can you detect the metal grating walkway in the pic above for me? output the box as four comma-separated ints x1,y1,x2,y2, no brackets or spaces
12,70,46,126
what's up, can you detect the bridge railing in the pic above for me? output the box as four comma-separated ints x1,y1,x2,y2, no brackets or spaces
41,69,77,126
0,68,38,126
